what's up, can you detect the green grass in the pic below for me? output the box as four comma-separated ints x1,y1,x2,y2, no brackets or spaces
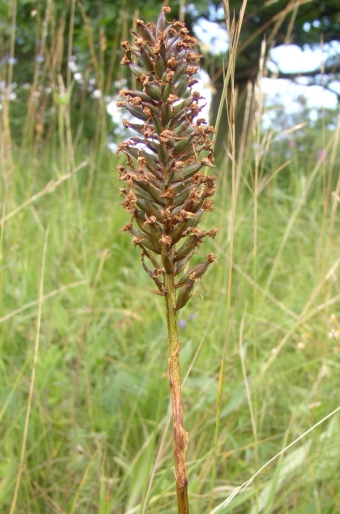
1,1,340,511
1,118,340,513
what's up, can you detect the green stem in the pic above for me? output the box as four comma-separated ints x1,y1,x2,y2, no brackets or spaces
164,272,189,514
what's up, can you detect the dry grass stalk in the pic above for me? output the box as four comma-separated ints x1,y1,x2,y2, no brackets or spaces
117,7,217,512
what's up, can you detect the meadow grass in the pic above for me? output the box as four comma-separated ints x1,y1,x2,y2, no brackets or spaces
1,2,340,513
1,115,339,513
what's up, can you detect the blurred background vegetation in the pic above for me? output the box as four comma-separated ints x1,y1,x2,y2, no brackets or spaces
0,1,340,513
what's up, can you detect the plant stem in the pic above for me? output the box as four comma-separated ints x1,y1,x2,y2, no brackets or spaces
164,271,190,514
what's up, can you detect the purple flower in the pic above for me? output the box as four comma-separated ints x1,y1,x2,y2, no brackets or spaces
179,319,187,329
317,149,327,163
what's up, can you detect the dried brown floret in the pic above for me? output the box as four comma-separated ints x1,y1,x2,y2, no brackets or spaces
120,56,130,65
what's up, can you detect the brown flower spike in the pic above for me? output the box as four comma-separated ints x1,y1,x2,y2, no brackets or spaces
117,7,217,312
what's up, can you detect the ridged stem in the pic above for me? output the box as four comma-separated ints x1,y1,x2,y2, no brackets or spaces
164,271,189,514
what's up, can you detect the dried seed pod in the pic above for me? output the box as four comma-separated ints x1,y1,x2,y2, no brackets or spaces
173,186,194,208
178,161,205,181
172,137,193,156
175,75,190,98
135,198,163,221
171,210,203,243
173,61,189,83
172,97,194,116
130,229,162,254
140,47,155,72
175,254,217,287
156,8,167,35
174,249,196,274
162,82,175,101
117,7,217,310
157,144,168,164
155,54,165,78
136,20,156,44
152,115,163,135
144,82,162,101
128,63,145,79
175,280,194,311
124,103,149,121
174,236,199,262
161,103,171,125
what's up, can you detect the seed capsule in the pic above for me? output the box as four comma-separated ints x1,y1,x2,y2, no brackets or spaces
125,103,149,121
136,21,156,43
161,247,174,273
145,83,162,101
171,212,202,244
165,37,180,60
161,103,171,125
172,97,193,116
175,75,190,98
173,61,189,83
174,249,195,274
158,144,168,164
174,236,198,262
172,185,192,208
162,82,175,101
143,102,160,116
156,9,166,35
124,120,145,135
122,89,157,104
172,137,192,156
175,280,194,311
135,214,162,246
155,54,165,78
176,259,212,287
152,115,163,135
130,229,162,254
140,47,154,72
129,63,145,79
178,161,204,181
135,199,163,221
134,183,165,207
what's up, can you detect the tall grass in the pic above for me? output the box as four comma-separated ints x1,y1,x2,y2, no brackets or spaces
1,1,340,513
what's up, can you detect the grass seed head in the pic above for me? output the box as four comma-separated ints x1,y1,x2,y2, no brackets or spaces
117,7,217,309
